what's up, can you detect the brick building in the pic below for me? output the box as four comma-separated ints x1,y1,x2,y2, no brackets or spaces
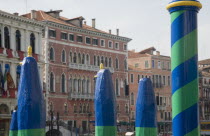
0,10,44,136
128,47,172,134
23,10,131,133
199,59,210,121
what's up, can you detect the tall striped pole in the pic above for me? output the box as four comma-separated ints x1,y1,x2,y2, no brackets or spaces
166,1,202,136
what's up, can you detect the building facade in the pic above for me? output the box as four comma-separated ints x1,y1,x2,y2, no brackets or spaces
128,47,172,135
0,11,44,136
199,59,210,121
23,10,131,134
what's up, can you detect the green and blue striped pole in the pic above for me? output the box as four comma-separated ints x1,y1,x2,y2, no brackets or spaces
135,78,157,136
9,46,46,136
94,64,117,136
166,1,202,136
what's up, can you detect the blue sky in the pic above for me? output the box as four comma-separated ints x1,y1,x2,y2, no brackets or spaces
0,0,209,60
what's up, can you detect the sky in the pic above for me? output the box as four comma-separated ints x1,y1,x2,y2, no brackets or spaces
0,0,209,60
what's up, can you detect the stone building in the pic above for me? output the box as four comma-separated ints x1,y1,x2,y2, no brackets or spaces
199,59,210,121
128,47,172,134
23,10,131,134
0,10,44,136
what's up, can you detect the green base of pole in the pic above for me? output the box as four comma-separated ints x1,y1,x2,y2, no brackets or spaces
95,126,117,136
135,127,157,136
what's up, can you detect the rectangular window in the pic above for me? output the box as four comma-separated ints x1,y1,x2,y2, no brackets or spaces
152,60,155,68
168,112,171,120
61,32,67,40
161,112,163,119
162,61,165,69
124,44,127,51
100,39,105,47
86,37,91,44
145,61,149,68
92,38,98,45
168,62,171,70
49,30,56,38
135,63,139,68
108,41,113,48
138,75,140,83
131,74,134,83
69,34,74,41
77,35,83,43
115,42,119,49
165,112,167,120
160,97,162,105
156,96,159,105
163,76,165,85
168,76,171,86
158,61,161,69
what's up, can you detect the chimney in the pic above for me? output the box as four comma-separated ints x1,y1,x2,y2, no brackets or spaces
84,21,86,25
31,10,37,20
13,12,19,16
116,29,119,36
156,51,160,56
92,19,95,28
109,29,112,34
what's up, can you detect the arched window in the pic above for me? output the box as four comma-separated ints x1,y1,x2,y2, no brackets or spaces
87,79,90,93
94,56,96,66
73,52,77,63
115,58,119,69
124,59,127,70
69,52,72,63
83,104,86,113
4,27,10,49
79,103,82,113
86,54,89,64
82,79,86,94
87,104,90,113
78,53,81,64
69,78,72,92
50,72,54,92
16,30,21,51
131,93,134,105
105,57,108,67
73,79,77,93
61,74,66,93
50,48,54,61
82,54,85,64
125,104,129,114
62,50,66,63
101,56,104,64
109,58,112,67
116,78,119,96
74,104,77,113
30,33,35,53
78,79,81,93
16,65,21,89
97,56,100,66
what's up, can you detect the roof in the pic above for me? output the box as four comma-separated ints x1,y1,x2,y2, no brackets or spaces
22,10,128,38
199,59,210,65
139,47,156,54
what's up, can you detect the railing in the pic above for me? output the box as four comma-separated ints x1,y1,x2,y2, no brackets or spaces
69,63,114,73
0,114,12,119
68,92,94,100
157,105,166,111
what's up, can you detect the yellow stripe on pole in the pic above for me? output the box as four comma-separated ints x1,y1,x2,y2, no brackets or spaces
166,1,202,10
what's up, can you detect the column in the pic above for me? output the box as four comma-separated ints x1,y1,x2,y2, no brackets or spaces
10,27,16,56
166,1,202,136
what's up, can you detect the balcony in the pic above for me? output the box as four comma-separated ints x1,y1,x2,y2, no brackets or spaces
68,92,94,100
0,114,12,119
157,105,166,111
69,63,114,73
